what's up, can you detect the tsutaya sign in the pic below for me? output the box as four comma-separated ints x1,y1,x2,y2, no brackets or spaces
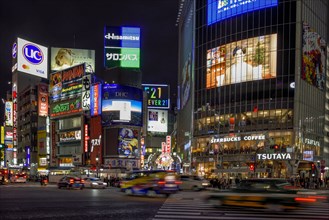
210,135,265,143
257,153,292,160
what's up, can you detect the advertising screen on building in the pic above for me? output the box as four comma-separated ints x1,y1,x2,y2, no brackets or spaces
147,109,168,133
50,47,95,73
49,64,85,101
207,0,278,25
90,83,102,116
142,84,170,109
118,128,139,157
206,34,277,88
17,38,48,78
5,101,13,127
102,84,142,126
302,22,326,90
38,84,49,117
104,26,140,68
303,150,313,161
50,97,83,117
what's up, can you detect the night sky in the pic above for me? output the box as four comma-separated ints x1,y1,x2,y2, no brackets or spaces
0,0,179,125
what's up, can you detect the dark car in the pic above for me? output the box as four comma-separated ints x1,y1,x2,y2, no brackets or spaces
206,178,311,211
57,176,84,190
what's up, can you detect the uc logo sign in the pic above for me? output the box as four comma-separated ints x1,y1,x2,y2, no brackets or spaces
22,44,44,65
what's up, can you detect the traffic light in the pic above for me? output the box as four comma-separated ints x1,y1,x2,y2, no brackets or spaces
249,164,255,171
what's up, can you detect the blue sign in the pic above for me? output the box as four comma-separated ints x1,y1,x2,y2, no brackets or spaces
208,0,278,25
12,43,17,59
23,44,44,64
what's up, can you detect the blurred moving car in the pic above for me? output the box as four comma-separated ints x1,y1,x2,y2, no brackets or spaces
206,178,314,211
120,170,180,197
0,169,9,184
179,175,210,191
83,177,107,189
12,173,27,183
58,176,84,190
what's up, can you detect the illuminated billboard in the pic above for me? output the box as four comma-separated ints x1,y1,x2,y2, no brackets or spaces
49,64,85,101
147,109,168,133
142,84,170,109
17,38,48,78
90,83,102,116
207,0,278,25
302,22,326,90
118,128,139,157
5,101,13,127
50,47,95,73
102,84,143,126
206,34,277,88
104,26,140,68
38,84,49,117
50,97,82,117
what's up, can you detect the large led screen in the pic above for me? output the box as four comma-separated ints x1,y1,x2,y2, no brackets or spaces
102,84,142,126
104,26,140,68
17,38,48,78
147,109,168,133
302,22,326,90
118,128,139,157
51,47,95,73
207,0,278,25
206,34,277,88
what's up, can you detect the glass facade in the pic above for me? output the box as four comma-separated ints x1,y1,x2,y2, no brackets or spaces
177,0,328,179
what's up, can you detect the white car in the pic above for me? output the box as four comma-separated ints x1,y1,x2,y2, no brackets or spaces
83,177,107,189
179,175,210,191
12,174,27,183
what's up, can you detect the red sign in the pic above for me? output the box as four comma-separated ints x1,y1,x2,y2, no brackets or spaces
161,142,166,153
84,124,89,153
38,84,49,116
51,121,56,166
166,135,171,153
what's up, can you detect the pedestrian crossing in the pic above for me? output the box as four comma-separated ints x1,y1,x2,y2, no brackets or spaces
152,192,329,220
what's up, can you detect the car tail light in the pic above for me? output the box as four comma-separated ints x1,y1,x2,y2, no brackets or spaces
175,181,182,184
81,179,84,183
294,197,316,203
16,175,18,178
70,179,74,184
158,181,165,185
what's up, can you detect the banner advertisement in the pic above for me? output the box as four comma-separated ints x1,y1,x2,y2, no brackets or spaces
5,101,13,126
302,22,326,90
90,83,102,116
206,34,277,88
59,130,81,142
82,74,91,111
38,84,49,116
104,158,140,169
50,47,95,73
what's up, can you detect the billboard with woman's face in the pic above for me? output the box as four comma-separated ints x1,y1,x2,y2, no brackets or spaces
206,34,277,88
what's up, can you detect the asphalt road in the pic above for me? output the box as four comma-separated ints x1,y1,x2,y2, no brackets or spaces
0,183,166,220
1,183,328,220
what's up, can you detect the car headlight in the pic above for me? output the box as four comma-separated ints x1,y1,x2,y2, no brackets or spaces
202,182,209,186
103,183,107,185
92,182,98,185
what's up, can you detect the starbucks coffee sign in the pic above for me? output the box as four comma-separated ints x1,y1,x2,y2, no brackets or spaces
257,153,292,160
211,135,265,143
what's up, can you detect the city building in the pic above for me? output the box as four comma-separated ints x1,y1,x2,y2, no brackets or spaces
176,0,329,180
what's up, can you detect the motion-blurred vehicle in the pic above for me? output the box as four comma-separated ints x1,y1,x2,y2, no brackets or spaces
83,177,107,189
206,178,314,211
0,168,9,184
120,170,180,197
57,176,84,190
179,175,210,191
12,173,27,183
